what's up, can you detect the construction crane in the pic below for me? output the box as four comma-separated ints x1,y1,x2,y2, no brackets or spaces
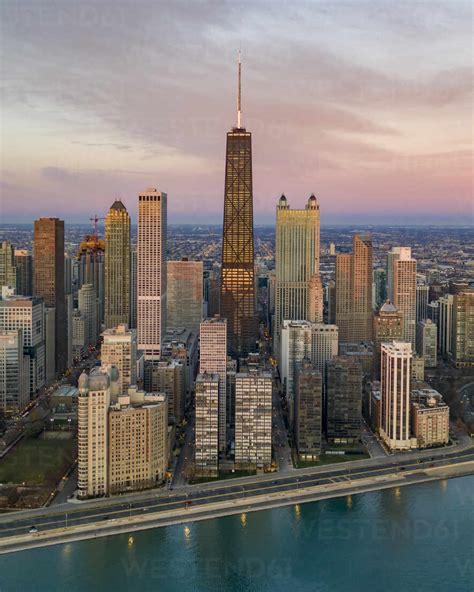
90,214,105,237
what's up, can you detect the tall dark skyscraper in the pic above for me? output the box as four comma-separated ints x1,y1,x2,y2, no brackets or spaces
34,217,67,374
220,53,256,355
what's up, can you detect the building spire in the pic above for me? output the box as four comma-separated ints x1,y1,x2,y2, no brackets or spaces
237,50,242,128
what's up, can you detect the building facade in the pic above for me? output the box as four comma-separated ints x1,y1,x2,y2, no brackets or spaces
234,369,272,470
416,319,438,368
0,330,30,413
195,372,219,475
326,356,363,444
220,56,256,356
274,194,322,352
380,341,412,451
294,359,322,460
105,200,130,329
137,188,167,361
167,259,203,333
452,291,474,367
387,247,417,348
101,324,137,396
411,386,449,448
200,317,227,451
34,217,67,373
335,234,373,343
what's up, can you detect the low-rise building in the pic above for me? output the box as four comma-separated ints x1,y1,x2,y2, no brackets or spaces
411,386,449,449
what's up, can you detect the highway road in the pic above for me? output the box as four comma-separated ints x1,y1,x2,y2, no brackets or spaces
1,446,473,547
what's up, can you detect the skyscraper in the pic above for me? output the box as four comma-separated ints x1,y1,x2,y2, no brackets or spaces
0,241,17,290
373,300,403,378
195,372,219,476
77,234,105,325
416,284,429,323
33,218,67,374
167,258,203,333
234,369,272,470
380,341,412,450
274,194,322,352
326,356,363,444
416,319,437,368
452,291,474,368
14,250,33,296
105,200,130,329
387,247,417,347
200,317,227,451
137,188,167,361
294,358,322,460
438,294,454,356
129,247,137,330
78,284,98,348
0,329,30,413
220,53,256,355
335,234,373,343
101,324,137,396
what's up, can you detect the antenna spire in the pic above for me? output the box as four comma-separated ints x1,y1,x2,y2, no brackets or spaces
237,50,242,128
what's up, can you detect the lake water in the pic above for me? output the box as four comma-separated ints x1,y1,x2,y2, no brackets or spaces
0,476,473,592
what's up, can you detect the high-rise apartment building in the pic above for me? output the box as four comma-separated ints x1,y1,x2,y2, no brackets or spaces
151,359,185,424
14,250,33,296
234,369,272,470
0,241,17,290
380,341,412,450
0,296,46,396
452,291,474,367
167,259,203,333
200,317,227,451
335,234,373,343
274,194,322,352
78,367,168,498
373,300,403,378
101,324,137,396
416,319,437,368
280,320,338,397
326,356,363,444
138,188,167,361
44,307,56,384
438,294,454,356
78,284,98,348
77,234,105,325
129,247,137,329
34,218,67,373
220,54,256,356
195,372,219,475
0,330,30,413
108,393,168,494
105,200,130,329
294,358,322,460
416,284,430,323
387,247,417,348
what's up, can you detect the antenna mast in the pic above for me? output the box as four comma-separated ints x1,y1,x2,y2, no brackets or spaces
237,50,242,128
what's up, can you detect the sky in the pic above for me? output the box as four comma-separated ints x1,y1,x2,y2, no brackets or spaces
0,0,472,226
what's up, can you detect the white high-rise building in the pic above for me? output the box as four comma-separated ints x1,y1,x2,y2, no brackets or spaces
274,195,322,353
280,320,338,397
234,370,272,469
77,367,114,498
200,317,227,451
138,188,167,361
0,295,45,396
101,324,137,396
195,372,219,475
387,247,417,348
380,341,412,451
0,329,30,413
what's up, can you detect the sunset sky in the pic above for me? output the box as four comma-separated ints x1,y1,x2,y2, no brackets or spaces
1,1,472,225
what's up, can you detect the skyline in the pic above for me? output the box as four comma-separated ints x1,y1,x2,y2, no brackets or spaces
1,1,473,225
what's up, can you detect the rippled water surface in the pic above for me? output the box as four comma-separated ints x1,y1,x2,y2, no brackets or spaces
0,476,473,592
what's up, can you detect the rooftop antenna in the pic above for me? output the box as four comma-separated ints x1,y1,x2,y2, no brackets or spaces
237,49,242,128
